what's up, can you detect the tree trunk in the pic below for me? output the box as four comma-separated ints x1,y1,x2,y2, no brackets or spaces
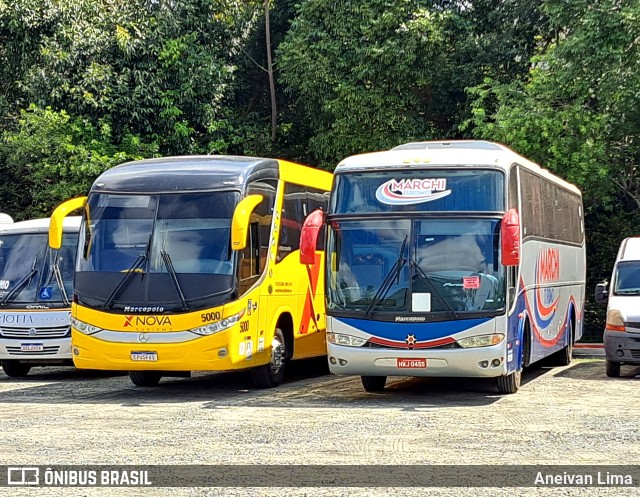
265,0,277,141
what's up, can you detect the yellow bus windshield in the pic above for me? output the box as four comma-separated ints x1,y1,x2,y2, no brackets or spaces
75,191,240,312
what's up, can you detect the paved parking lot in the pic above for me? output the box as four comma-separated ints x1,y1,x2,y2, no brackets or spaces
1,358,639,496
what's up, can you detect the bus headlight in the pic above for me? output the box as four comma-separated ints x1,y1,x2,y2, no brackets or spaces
190,310,245,336
457,334,504,348
70,317,102,336
327,332,367,347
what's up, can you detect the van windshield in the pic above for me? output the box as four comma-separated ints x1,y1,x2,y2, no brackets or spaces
614,261,640,295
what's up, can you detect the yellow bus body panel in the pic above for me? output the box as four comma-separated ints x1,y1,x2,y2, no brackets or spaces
68,158,332,373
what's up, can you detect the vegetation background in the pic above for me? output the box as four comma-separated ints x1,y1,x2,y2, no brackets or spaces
2,0,639,339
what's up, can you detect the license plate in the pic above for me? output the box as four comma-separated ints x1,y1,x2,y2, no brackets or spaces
130,352,158,362
397,358,427,368
21,343,44,352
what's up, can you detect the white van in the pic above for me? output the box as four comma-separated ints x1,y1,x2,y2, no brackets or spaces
595,236,640,377
0,217,80,377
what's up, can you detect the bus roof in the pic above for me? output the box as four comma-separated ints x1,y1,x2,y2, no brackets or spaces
92,156,281,194
0,216,81,235
336,140,581,196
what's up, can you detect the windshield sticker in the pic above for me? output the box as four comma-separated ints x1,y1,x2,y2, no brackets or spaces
39,287,53,300
0,280,9,290
463,277,480,290
375,178,452,205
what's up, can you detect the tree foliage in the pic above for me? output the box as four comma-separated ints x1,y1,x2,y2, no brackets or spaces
0,105,157,219
0,0,638,339
0,0,262,213
278,0,548,167
468,0,640,337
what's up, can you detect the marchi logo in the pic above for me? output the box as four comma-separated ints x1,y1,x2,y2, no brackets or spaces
124,315,172,327
375,178,451,205
533,248,560,329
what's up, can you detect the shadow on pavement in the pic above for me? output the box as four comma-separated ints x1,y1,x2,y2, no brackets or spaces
554,359,640,381
0,356,558,409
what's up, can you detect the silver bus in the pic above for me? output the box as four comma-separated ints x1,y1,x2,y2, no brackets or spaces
300,141,586,393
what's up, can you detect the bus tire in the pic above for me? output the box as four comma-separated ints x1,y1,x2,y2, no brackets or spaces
496,369,521,394
551,315,574,366
252,328,286,389
1,360,31,378
605,360,621,378
361,375,387,392
128,371,162,387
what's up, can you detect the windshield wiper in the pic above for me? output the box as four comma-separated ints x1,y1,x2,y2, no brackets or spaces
51,251,70,306
0,255,39,305
410,261,458,318
160,250,189,311
103,236,151,310
364,236,408,317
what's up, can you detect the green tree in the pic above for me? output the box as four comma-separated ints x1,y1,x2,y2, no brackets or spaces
277,0,549,168
0,105,156,219
9,0,254,154
468,0,640,338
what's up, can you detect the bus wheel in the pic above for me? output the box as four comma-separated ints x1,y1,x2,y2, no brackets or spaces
1,360,31,378
128,371,162,387
605,360,621,378
252,328,286,388
496,369,521,394
361,375,387,392
551,316,573,366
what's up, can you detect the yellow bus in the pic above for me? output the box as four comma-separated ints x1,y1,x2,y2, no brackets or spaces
49,156,332,387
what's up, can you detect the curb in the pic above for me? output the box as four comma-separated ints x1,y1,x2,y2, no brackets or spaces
573,343,605,358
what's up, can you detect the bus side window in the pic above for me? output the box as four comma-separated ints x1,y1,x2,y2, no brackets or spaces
278,183,305,262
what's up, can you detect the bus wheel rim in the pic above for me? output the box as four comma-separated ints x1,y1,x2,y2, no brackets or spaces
270,334,284,374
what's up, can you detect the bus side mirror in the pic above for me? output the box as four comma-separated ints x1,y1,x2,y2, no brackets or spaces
231,194,263,251
49,196,87,249
300,209,325,265
595,282,609,306
501,208,520,266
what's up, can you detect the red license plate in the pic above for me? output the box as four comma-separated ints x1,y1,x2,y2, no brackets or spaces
397,358,427,368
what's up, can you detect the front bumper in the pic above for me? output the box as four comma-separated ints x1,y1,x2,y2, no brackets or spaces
327,342,508,378
604,330,640,364
0,337,72,362
71,330,259,371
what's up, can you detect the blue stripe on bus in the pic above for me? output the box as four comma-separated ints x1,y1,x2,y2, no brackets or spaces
335,317,491,341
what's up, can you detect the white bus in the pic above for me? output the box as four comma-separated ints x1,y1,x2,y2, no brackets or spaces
0,217,80,377
300,141,586,393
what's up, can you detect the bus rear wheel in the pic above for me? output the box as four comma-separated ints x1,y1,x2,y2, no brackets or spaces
496,369,521,394
551,316,574,366
361,375,387,392
128,371,162,387
252,328,286,389
1,360,31,378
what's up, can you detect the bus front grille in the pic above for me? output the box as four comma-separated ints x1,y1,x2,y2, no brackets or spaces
0,326,70,339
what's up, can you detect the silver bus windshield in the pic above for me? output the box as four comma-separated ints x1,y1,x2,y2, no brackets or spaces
0,232,77,305
327,218,506,316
